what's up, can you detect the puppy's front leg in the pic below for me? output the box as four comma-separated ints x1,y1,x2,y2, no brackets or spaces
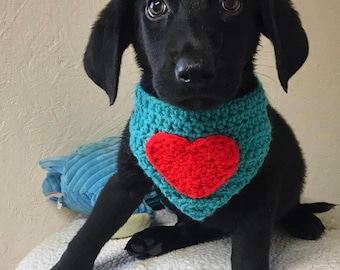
51,159,152,270
231,207,273,270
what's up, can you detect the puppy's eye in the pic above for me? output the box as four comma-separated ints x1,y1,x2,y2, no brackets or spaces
220,0,242,12
146,0,168,19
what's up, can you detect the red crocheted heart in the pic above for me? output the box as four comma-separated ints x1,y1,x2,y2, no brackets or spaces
146,132,240,199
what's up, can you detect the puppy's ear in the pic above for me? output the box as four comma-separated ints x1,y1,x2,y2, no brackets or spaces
261,0,308,91
84,0,133,105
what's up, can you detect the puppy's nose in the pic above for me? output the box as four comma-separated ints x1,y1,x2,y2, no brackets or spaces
175,59,215,87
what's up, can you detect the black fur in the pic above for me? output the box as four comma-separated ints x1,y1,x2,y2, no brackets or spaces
52,1,334,269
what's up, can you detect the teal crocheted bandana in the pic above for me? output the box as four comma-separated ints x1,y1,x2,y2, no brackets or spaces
129,83,272,221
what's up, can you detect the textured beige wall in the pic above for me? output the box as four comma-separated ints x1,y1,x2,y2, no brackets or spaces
0,1,339,269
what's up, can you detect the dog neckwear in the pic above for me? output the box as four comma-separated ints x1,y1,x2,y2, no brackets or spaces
129,82,272,221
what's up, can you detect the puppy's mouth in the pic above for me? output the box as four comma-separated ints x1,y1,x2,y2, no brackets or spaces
154,84,237,111
152,77,239,111
173,96,226,111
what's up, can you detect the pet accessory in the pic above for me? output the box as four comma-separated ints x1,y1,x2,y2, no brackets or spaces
129,81,272,221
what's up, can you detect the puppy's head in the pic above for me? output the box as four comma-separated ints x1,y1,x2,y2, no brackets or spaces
84,0,308,111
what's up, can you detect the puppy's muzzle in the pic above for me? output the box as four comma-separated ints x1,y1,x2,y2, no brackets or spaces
175,58,215,88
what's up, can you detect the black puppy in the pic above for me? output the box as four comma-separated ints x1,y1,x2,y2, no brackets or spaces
52,0,334,269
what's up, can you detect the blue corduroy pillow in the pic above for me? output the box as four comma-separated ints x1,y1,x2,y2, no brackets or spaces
40,137,162,219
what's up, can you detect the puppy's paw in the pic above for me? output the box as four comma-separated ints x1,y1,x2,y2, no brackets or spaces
125,226,177,259
283,213,326,240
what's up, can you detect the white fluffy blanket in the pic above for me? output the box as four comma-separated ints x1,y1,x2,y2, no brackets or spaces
17,207,339,270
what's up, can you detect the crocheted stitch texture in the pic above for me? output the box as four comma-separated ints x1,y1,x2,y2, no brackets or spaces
146,133,240,199
129,82,272,221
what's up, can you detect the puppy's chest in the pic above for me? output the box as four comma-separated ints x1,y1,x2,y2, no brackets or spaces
129,83,272,221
